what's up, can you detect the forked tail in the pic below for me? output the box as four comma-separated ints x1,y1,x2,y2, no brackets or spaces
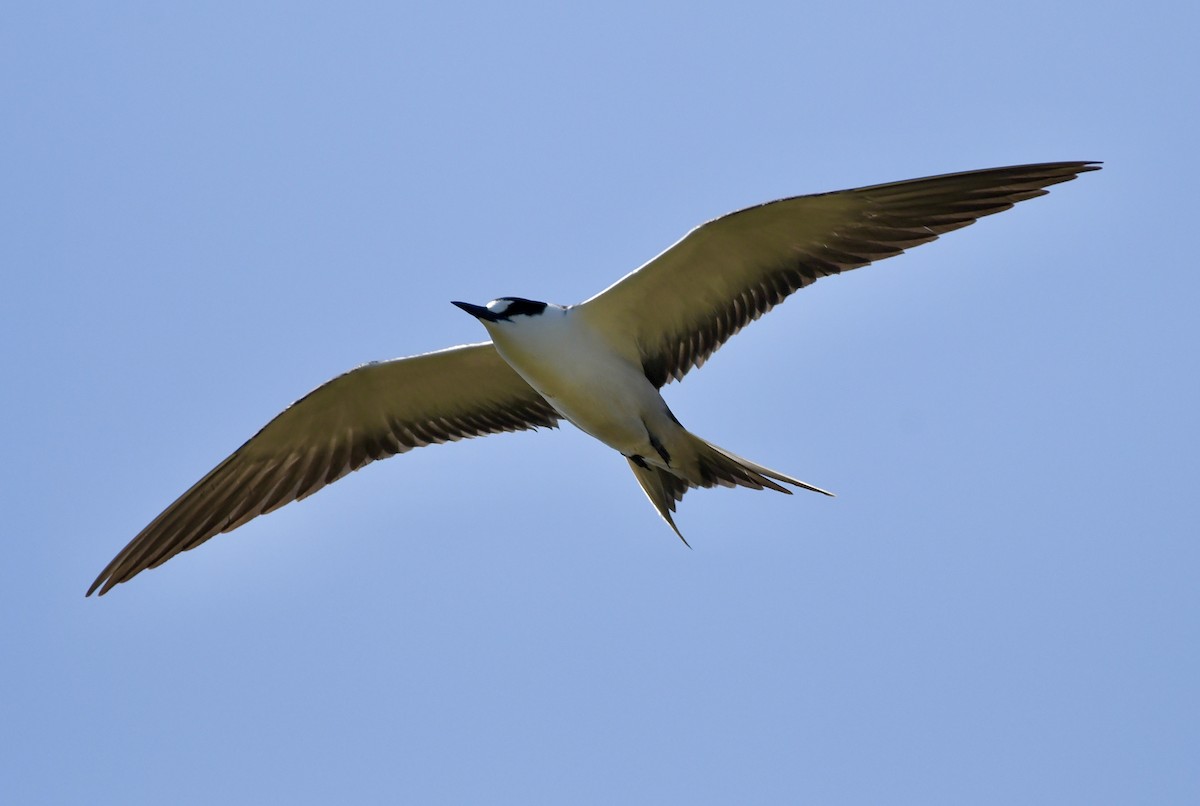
626,435,833,542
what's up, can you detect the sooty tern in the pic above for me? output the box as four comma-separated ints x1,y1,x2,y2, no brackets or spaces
88,161,1099,595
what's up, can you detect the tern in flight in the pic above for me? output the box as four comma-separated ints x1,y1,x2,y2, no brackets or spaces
88,161,1099,595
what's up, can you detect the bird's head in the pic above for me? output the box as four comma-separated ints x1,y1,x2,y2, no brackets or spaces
452,297,552,323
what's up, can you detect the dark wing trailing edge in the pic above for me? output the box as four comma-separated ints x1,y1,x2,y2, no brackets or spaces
89,342,559,595
579,162,1100,387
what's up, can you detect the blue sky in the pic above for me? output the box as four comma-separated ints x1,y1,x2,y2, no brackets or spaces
3,2,1197,803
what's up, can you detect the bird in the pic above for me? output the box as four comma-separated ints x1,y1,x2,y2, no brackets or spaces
88,161,1100,595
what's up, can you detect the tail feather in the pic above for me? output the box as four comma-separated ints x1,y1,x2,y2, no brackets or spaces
626,457,691,545
626,435,834,541
696,440,835,498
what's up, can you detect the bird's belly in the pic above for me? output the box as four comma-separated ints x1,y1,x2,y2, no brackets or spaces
542,385,654,452
495,341,664,455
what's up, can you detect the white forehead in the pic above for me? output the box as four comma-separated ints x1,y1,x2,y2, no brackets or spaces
486,299,511,314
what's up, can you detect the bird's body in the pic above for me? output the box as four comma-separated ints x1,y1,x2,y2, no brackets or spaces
466,298,829,521
482,302,675,465
89,161,1100,595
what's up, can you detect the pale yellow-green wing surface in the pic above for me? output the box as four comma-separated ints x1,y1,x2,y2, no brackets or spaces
89,343,558,595
580,162,1099,387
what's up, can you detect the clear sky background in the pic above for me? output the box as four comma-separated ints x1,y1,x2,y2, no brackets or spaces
3,2,1197,803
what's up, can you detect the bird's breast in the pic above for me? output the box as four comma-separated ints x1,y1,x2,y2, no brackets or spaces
489,323,663,453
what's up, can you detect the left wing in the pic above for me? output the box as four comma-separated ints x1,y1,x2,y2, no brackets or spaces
578,162,1099,387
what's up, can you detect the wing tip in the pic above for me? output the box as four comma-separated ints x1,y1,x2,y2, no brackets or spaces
85,577,113,598
86,559,123,597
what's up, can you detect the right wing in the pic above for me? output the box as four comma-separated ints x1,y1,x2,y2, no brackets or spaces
89,342,559,595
